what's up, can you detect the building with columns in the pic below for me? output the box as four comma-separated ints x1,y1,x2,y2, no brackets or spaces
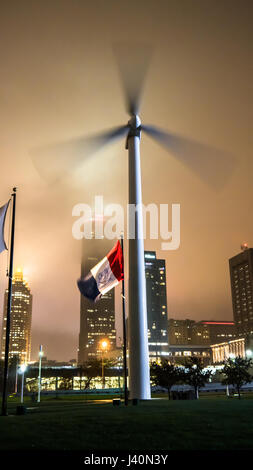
211,337,246,364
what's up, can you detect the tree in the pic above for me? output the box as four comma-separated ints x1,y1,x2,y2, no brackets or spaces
79,359,112,389
78,360,100,390
150,360,182,399
59,377,72,390
183,357,212,399
78,365,89,390
59,368,74,390
221,357,252,399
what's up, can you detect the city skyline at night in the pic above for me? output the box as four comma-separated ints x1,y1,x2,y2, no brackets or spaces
1,0,253,459
0,1,252,363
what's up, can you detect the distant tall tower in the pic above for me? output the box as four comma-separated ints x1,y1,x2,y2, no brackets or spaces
229,246,253,338
78,236,116,364
144,251,169,360
1,268,33,364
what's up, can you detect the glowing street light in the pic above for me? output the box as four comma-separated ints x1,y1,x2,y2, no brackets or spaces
100,339,109,389
101,340,108,350
18,364,27,404
246,349,253,358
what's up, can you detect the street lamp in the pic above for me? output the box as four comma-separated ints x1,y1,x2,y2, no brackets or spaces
19,364,27,404
14,359,19,394
246,349,253,358
38,345,43,403
100,340,109,389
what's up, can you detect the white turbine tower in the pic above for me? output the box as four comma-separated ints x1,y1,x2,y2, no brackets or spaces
32,45,235,400
127,113,150,399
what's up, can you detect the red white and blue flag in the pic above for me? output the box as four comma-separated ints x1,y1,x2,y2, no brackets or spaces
77,240,124,302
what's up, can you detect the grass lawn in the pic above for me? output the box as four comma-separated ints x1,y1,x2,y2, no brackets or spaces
0,394,253,452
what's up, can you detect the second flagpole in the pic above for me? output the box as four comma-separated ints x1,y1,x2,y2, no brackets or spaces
1,187,17,416
120,235,128,406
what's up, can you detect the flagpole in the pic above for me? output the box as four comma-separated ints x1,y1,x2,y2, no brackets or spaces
120,235,128,406
1,187,17,416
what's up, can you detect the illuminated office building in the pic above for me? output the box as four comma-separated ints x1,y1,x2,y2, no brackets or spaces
144,251,169,360
168,319,195,345
0,268,32,364
229,246,253,337
78,235,116,364
192,320,236,345
168,319,235,346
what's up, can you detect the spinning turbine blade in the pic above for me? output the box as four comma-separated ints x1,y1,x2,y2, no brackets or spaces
142,125,236,189
32,125,128,183
113,43,152,116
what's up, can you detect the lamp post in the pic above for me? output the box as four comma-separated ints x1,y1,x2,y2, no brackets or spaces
100,340,108,389
14,361,19,394
37,345,43,403
19,364,27,404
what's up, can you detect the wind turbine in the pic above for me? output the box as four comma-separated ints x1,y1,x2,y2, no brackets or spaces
33,45,235,400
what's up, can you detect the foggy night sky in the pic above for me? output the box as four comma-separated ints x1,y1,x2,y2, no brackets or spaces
0,0,252,361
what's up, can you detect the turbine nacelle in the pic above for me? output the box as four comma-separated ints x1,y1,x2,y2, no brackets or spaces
126,115,142,150
128,114,141,129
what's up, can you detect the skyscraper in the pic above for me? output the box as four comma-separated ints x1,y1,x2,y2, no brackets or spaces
0,268,32,364
78,236,116,364
144,251,169,360
229,246,253,337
